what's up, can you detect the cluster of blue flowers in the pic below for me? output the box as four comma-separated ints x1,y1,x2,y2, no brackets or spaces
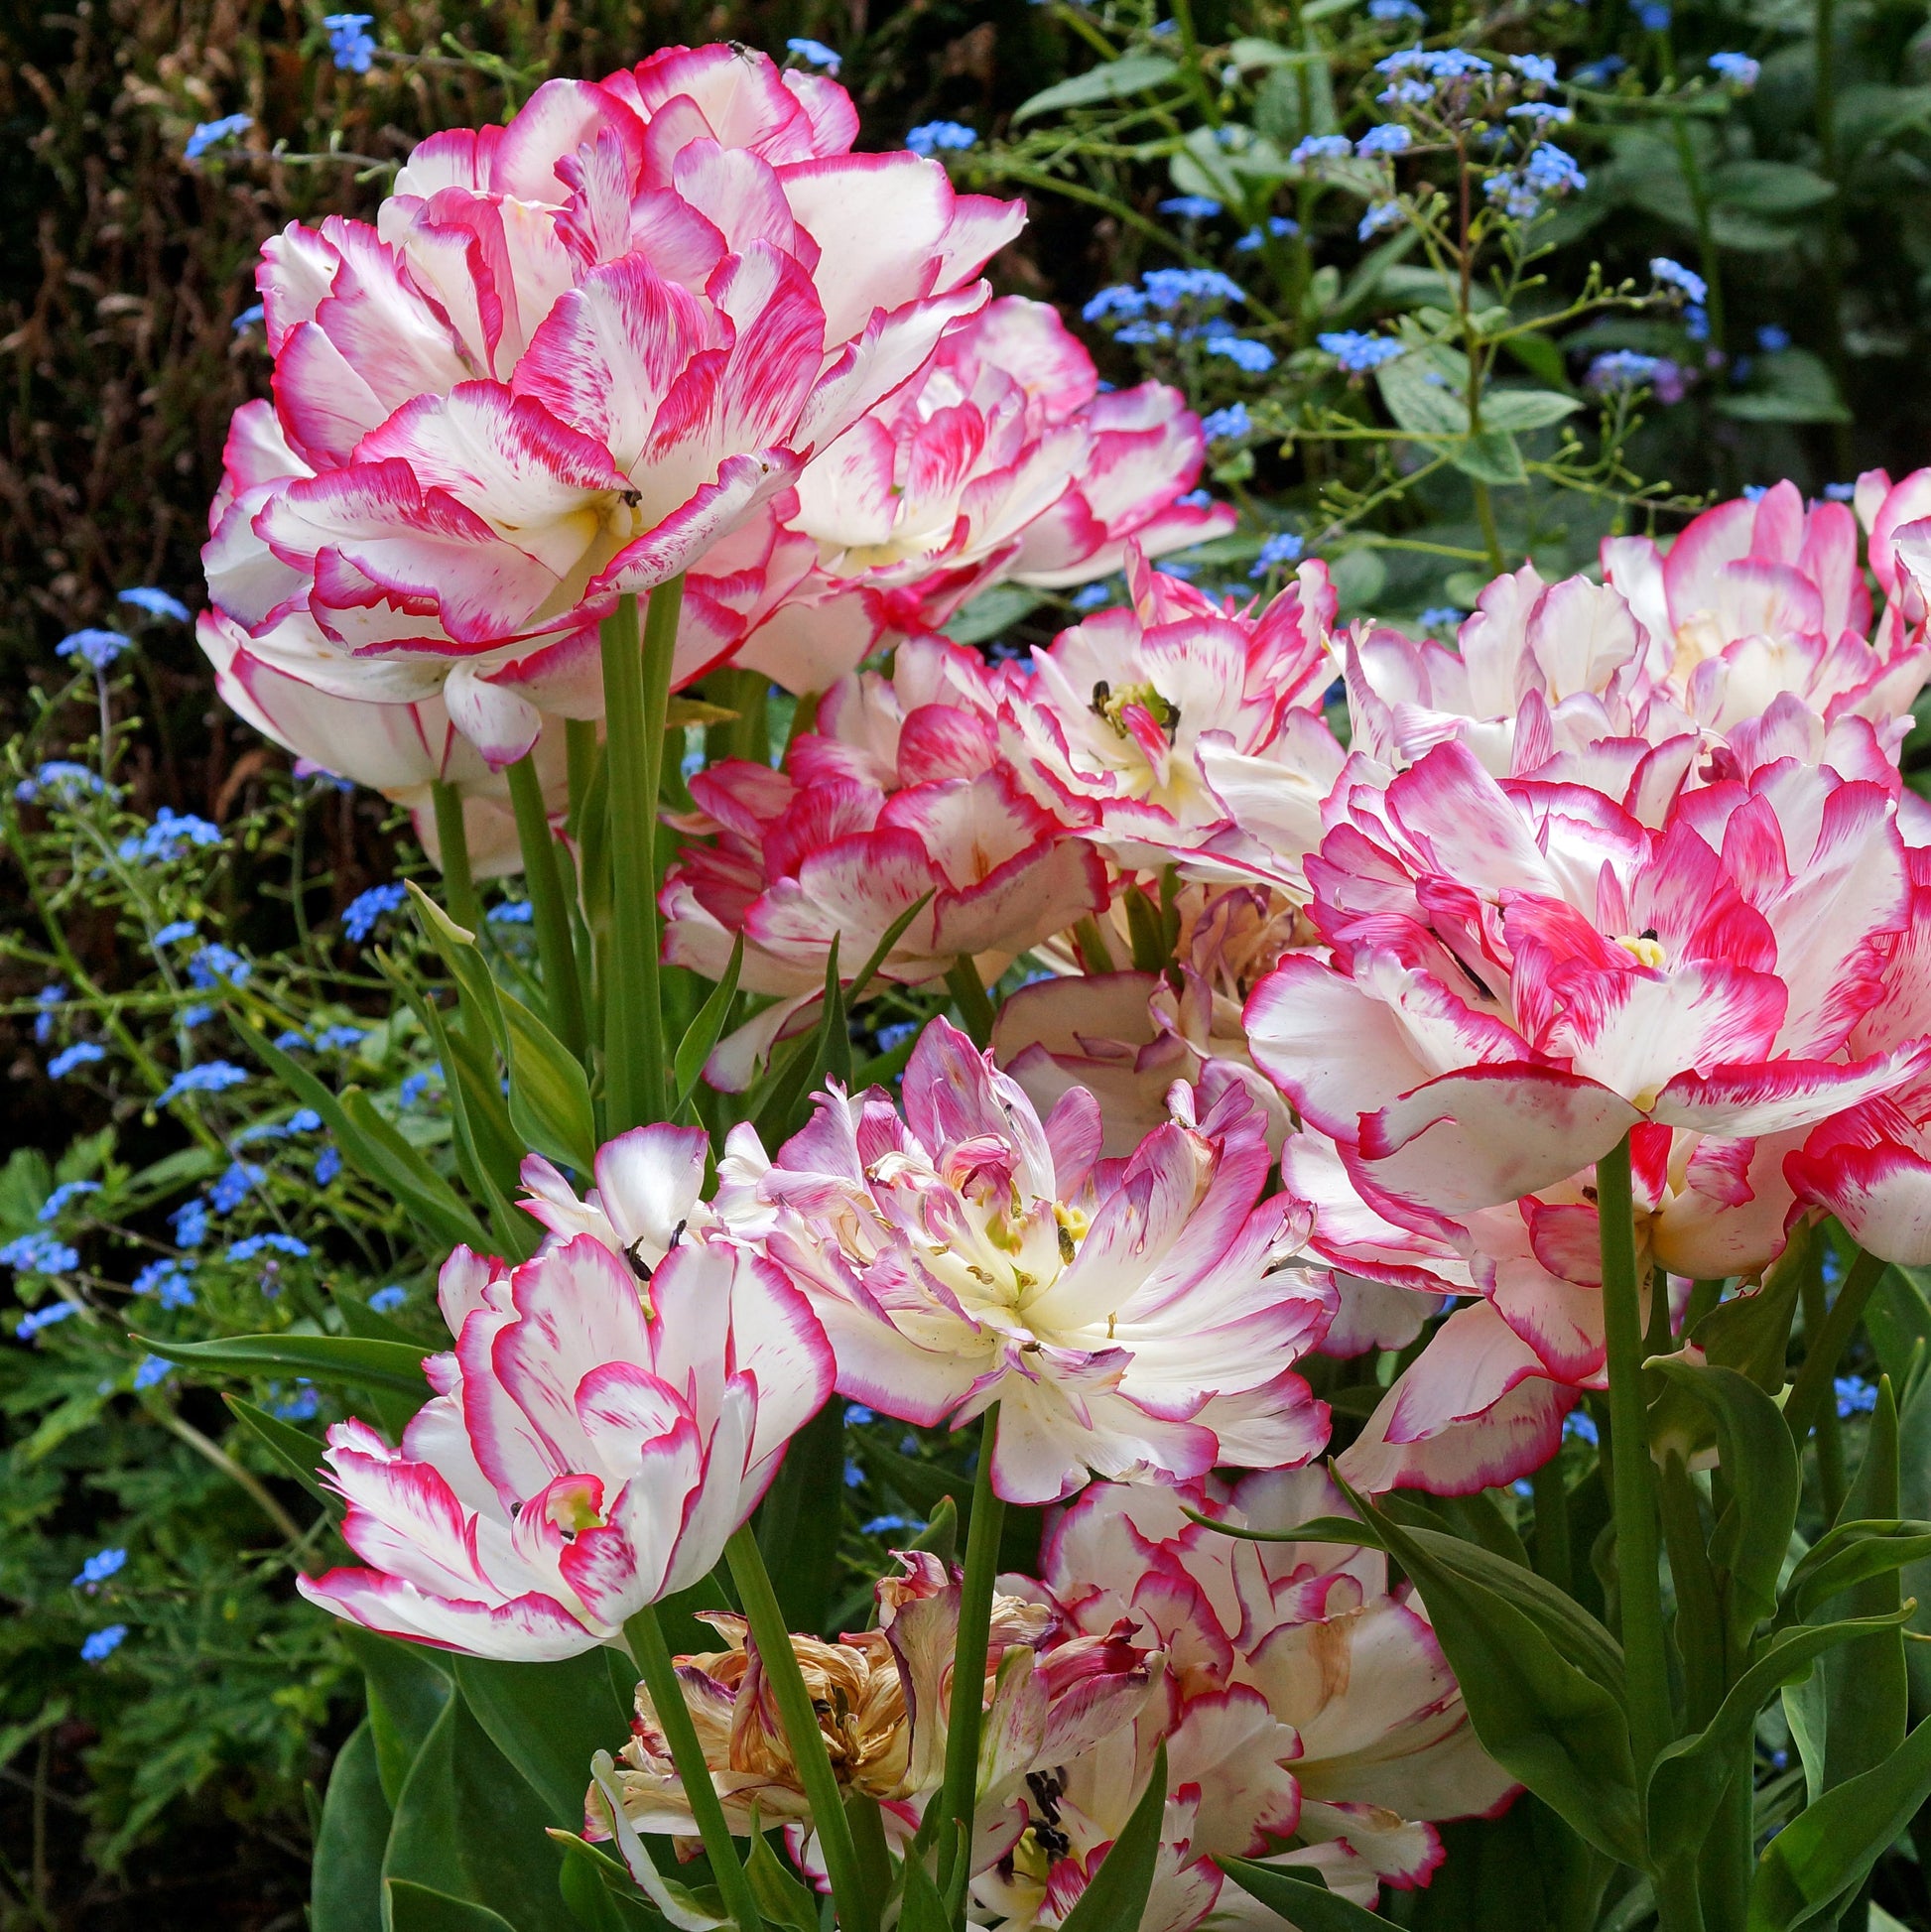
1708,51,1760,87
4,1230,80,1276
118,809,222,865
1250,532,1306,578
1587,349,1665,392
185,113,252,161
16,761,109,805
485,898,535,925
39,1180,101,1223
226,1232,312,1263
1484,141,1587,219
74,1546,126,1589
80,1623,127,1664
906,121,977,157
1318,329,1404,374
368,1284,408,1313
1158,194,1222,220
58,628,127,670
1651,256,1708,304
1234,215,1299,251
1202,402,1252,441
131,1257,197,1309
158,1060,248,1105
49,1041,106,1080
1835,1374,1880,1418
323,12,376,70
342,881,409,943
1376,45,1493,107
17,1301,77,1339
786,36,839,72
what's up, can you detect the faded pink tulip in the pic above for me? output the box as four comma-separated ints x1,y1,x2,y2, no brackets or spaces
748,1017,1332,1506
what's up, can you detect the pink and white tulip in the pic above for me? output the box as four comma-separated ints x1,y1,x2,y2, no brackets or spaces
727,298,1234,693
202,43,1023,765
976,1470,1515,1929
297,1229,834,1659
196,606,569,880
1001,551,1344,875
1244,737,1931,1222
747,1017,1333,1506
661,637,1107,1087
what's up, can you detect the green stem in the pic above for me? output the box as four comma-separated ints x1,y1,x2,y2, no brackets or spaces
1166,0,1222,128
1473,481,1505,576
622,1607,766,1932
1072,916,1116,974
936,1408,1006,1917
565,717,599,838
1784,1248,1885,1453
1799,1250,1849,1523
723,1527,876,1932
600,580,683,1130
1530,1456,1573,1596
1666,105,1726,354
1598,1133,1674,1780
505,751,587,1062
429,779,481,934
946,957,996,1050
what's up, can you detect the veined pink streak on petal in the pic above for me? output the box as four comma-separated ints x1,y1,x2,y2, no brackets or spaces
1652,1038,1931,1138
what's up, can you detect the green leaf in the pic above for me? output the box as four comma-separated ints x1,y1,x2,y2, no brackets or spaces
1717,349,1852,426
897,1844,952,1932
236,1016,491,1252
1478,388,1583,432
1012,54,1179,123
1824,1378,1908,1794
755,1399,846,1632
675,933,744,1112
314,1723,392,1932
407,883,508,1057
499,984,598,1173
1451,430,1527,486
1376,350,1468,436
552,1832,667,1932
746,1830,819,1932
1220,1859,1399,1930
1748,1710,1931,1931
1348,1491,1641,1865
1650,1360,1799,1645
1708,160,1836,214
1058,1742,1167,1932
385,1694,578,1932
452,1649,634,1828
340,1627,453,1810
943,583,1046,645
135,1331,430,1397
224,1393,329,1503
388,1881,519,1932
1647,1610,1917,1863
1778,1519,1931,1624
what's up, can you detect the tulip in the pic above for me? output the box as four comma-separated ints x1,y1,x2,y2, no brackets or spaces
203,43,1025,764
1244,739,1931,1221
1000,550,1343,875
298,1230,834,1659
727,298,1235,693
197,607,568,880
660,637,1108,1087
980,1471,1516,1926
749,1017,1332,1506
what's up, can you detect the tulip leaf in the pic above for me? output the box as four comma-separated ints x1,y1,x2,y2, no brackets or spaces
236,1017,490,1252
1747,1709,1931,1932
755,1398,847,1632
1058,1742,1167,1932
1012,53,1180,123
339,1627,452,1810
314,1721,392,1932
407,883,509,1058
223,1393,330,1504
385,1694,578,1932
452,1650,634,1828
1220,1859,1399,1930
1344,1486,1642,1866
1823,1377,1908,1795
674,932,744,1114
897,1843,953,1932
551,1832,667,1932
1646,1608,1917,1863
745,1829,819,1932
1651,1359,1799,1646
134,1331,430,1397
499,983,598,1175
1777,1519,1931,1625
387,1881,518,1932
